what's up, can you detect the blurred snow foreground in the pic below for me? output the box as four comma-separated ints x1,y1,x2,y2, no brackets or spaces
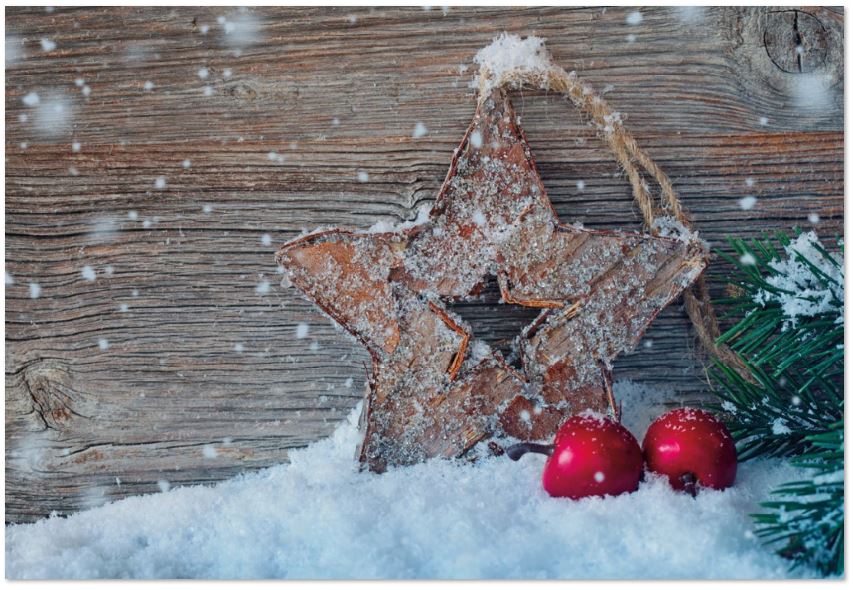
6,382,816,580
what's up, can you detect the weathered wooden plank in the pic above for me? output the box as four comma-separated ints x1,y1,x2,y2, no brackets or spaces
5,6,843,523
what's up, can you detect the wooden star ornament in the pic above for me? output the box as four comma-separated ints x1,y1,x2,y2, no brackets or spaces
277,88,707,473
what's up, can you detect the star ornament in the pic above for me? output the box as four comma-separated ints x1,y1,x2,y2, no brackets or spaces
277,88,707,473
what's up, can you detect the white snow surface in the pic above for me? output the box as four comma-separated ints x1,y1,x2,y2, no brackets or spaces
5,381,816,580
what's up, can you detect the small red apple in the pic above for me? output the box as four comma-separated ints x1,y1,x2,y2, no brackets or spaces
506,414,644,500
642,408,737,495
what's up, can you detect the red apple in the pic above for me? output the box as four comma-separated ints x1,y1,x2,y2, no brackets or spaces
507,414,643,499
642,407,737,494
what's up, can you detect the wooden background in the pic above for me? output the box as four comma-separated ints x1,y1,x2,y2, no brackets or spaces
5,6,843,523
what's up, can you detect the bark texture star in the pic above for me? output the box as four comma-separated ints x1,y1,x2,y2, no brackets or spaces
277,89,707,472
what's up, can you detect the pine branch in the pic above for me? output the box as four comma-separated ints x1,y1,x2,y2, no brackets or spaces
751,423,844,576
708,230,844,576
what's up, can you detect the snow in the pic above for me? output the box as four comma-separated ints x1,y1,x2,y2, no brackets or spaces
22,92,40,107
154,176,167,190
25,90,74,137
295,323,309,339
128,210,138,221
4,381,819,579
6,35,24,65
753,231,843,328
473,33,559,93
29,283,42,298
412,122,428,138
182,159,192,169
807,213,820,224
469,129,483,148
366,204,431,234
40,37,57,51
233,343,244,353
255,280,271,295
626,11,643,25
739,196,757,211
261,233,272,246
789,73,834,112
5,272,14,285
576,180,585,191
357,171,369,183
739,253,757,266
220,9,262,50
81,265,96,281
72,141,81,152
98,338,109,351
770,417,791,436
650,215,704,247
197,67,210,79
143,81,154,91
759,116,769,126
675,6,706,25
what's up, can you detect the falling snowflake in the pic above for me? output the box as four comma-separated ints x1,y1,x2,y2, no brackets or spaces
626,10,643,25
738,196,757,211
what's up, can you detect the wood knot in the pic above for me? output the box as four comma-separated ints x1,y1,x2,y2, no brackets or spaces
763,10,829,74
22,361,80,431
225,81,259,101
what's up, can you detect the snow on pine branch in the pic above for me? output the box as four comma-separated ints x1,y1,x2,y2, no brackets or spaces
753,231,843,329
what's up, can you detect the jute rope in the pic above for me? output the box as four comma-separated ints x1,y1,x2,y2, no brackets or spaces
480,63,750,377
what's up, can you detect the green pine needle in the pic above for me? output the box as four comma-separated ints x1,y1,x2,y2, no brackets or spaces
708,230,843,576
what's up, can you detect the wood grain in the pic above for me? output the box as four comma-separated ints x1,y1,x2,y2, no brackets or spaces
5,6,844,523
